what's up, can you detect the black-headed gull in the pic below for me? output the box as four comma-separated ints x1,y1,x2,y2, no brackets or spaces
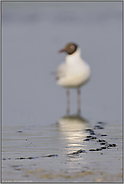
56,43,90,115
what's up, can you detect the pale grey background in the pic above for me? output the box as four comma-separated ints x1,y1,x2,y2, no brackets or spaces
2,2,122,127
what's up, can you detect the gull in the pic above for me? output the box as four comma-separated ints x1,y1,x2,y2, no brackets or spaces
56,43,90,115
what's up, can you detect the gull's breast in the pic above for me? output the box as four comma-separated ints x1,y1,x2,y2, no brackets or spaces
57,62,90,88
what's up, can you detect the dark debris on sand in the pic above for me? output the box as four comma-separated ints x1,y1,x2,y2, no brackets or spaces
67,149,87,156
84,122,117,152
3,121,117,160
42,154,58,157
85,129,95,135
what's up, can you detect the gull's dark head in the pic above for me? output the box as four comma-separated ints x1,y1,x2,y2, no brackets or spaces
59,43,78,55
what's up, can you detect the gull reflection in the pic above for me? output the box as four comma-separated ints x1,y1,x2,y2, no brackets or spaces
56,114,90,154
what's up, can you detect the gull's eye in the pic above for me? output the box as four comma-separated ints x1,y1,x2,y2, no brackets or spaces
70,45,74,50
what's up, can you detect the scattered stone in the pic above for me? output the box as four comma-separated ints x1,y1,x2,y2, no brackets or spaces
7,119,117,161
17,131,23,133
77,149,86,153
97,139,106,143
27,157,35,159
84,135,97,141
84,138,90,141
100,134,107,136
86,135,92,138
90,136,97,139
85,129,95,135
16,157,26,160
67,149,86,155
43,154,58,157
108,144,116,147
100,142,106,145
94,125,104,129
89,149,95,151
86,136,97,139
89,148,102,151
96,148,102,151
101,146,107,149
15,156,40,160
97,122,106,125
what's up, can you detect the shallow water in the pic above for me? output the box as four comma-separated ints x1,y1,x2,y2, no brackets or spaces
2,2,122,182
2,116,122,182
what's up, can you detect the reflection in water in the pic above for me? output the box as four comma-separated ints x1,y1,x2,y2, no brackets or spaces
56,114,90,154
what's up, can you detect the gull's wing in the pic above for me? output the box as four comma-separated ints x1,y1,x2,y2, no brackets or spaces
56,62,66,80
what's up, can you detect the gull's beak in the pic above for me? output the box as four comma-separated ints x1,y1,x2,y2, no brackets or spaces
58,49,65,53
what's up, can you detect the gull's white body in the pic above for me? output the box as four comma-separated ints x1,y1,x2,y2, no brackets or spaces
56,48,90,88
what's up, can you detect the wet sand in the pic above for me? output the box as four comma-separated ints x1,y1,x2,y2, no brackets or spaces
2,116,122,182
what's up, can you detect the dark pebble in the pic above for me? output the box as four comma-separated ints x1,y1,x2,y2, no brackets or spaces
91,136,97,139
108,144,116,147
89,149,95,151
84,138,90,141
89,148,101,151
85,129,95,135
44,154,58,157
96,148,102,151
68,149,86,155
97,122,106,125
3,158,6,160
27,157,34,159
86,136,92,138
16,157,26,160
17,131,23,133
86,136,97,139
100,142,106,145
101,134,107,136
97,139,106,143
77,149,86,153
94,125,104,129
101,146,107,149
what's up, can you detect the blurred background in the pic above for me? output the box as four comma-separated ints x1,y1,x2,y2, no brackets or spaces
2,2,122,126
